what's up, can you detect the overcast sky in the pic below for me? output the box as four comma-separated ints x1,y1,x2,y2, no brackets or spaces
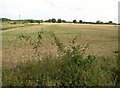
0,0,119,23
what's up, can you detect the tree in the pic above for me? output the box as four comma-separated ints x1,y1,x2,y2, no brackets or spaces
51,18,56,23
40,20,43,23
62,20,66,23
57,19,62,23
96,20,103,24
48,19,52,23
2,18,11,22
28,19,34,23
73,20,77,23
79,20,83,23
36,20,40,24
108,21,113,24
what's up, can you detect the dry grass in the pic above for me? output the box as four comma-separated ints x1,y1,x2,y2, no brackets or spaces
2,23,118,68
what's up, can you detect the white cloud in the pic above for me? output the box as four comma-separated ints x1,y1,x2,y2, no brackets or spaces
0,0,119,22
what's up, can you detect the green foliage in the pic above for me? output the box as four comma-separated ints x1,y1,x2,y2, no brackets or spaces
73,20,77,23
79,20,83,23
51,34,96,86
28,19,35,23
36,20,40,24
1,18,11,22
108,21,113,24
62,20,66,23
96,20,103,24
19,29,44,52
10,21,17,24
51,32,64,53
46,19,66,23
57,19,62,23
51,18,56,23
45,19,52,23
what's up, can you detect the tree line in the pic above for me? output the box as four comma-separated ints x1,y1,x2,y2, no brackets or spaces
1,18,116,25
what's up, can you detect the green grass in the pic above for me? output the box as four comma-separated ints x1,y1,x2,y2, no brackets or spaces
2,55,117,86
2,23,118,86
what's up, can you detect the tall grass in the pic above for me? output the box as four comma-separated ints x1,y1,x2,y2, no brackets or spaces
2,30,118,87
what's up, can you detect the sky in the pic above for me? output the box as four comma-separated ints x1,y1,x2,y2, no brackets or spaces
0,0,119,23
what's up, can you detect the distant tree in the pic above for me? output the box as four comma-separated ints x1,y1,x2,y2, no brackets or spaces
79,20,83,23
73,20,77,23
40,20,43,23
48,19,52,23
108,21,113,24
62,20,66,23
28,19,34,23
2,18,11,22
57,19,62,23
96,20,100,24
36,20,40,24
96,20,103,24
51,18,56,23
100,21,104,24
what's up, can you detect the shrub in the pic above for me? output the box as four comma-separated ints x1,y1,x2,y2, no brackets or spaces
51,33,96,86
18,30,43,53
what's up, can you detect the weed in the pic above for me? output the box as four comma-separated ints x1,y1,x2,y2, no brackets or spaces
18,29,43,53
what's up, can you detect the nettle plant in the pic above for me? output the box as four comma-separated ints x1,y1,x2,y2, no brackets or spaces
51,32,94,61
19,30,43,54
18,29,96,86
51,32,96,86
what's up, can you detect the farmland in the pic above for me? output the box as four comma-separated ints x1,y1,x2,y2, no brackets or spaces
2,23,119,86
